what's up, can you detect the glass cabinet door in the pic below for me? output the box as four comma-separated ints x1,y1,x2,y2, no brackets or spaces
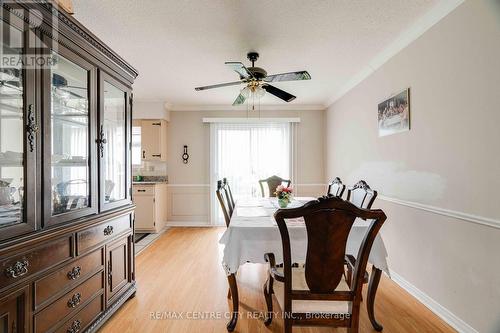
0,14,38,240
44,43,97,225
99,72,131,211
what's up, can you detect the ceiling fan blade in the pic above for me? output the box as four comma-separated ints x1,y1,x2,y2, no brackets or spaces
232,93,246,106
225,62,254,80
195,81,242,91
264,71,311,83
262,84,296,102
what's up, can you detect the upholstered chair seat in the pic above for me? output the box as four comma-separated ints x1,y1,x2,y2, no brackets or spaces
272,266,350,314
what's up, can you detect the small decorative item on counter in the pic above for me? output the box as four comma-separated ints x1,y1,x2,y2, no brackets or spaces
134,175,143,182
274,185,293,208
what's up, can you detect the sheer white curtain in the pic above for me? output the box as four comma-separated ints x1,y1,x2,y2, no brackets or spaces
210,122,292,225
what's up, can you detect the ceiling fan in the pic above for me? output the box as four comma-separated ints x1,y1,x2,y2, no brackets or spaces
194,52,311,105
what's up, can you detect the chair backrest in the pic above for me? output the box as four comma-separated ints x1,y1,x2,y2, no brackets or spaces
327,177,345,198
223,178,235,211
274,196,386,298
347,180,377,209
216,180,232,227
258,175,291,198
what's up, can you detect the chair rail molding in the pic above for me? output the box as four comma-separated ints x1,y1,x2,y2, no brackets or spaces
169,183,500,229
378,195,500,230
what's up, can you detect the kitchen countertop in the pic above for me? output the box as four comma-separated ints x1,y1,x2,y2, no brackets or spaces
132,181,168,185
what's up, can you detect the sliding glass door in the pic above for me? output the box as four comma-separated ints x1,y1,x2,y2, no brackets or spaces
210,122,292,225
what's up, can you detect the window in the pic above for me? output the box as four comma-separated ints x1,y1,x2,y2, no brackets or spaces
131,124,141,166
210,121,293,225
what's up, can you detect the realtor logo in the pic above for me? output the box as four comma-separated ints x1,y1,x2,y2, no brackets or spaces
1,0,60,69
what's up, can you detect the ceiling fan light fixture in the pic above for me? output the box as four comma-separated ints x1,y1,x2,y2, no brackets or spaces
240,83,266,99
195,51,308,104
254,85,266,98
240,86,251,99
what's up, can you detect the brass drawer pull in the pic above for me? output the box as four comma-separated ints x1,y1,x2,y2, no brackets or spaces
67,293,81,308
67,266,81,280
67,319,81,333
103,225,114,236
5,260,29,278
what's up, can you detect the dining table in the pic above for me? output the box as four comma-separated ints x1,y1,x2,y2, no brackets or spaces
219,197,389,332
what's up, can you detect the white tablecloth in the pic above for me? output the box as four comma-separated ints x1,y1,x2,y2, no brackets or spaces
219,197,389,275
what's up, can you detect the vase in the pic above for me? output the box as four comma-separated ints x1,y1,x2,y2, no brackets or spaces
278,198,289,208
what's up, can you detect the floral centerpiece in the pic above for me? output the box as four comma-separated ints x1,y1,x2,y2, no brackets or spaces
274,185,293,208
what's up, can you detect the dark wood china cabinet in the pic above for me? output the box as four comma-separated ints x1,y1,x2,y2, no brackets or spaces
0,1,137,332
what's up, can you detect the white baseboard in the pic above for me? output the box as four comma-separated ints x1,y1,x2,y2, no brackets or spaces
389,270,478,333
165,221,216,227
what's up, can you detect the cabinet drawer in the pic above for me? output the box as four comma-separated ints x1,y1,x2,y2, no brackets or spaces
77,215,132,254
54,293,104,333
34,247,104,307
0,236,73,291
34,271,104,333
133,185,154,196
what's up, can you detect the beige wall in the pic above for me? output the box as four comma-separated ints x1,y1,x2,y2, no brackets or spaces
166,109,326,225
325,1,500,332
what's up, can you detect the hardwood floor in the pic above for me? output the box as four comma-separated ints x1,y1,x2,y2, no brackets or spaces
100,227,455,333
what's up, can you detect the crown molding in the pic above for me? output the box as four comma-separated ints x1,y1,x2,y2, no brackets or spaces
202,117,300,123
324,0,465,108
169,104,325,112
133,98,166,103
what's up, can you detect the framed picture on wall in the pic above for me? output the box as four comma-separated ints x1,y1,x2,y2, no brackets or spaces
378,88,410,137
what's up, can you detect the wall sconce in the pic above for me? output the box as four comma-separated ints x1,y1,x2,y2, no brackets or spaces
182,145,189,164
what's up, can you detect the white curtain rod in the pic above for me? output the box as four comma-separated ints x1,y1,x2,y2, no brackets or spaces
202,117,301,123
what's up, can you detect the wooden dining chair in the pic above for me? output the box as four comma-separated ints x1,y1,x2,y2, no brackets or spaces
223,178,235,211
259,175,291,197
327,177,346,197
346,180,378,209
216,180,233,227
263,196,387,333
344,180,379,309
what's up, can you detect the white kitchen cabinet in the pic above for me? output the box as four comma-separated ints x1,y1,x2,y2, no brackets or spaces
139,119,168,161
133,183,167,233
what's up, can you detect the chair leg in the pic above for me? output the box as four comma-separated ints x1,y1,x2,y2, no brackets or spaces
263,275,274,326
348,305,360,333
284,318,292,333
367,268,384,331
346,264,353,287
226,274,239,332
227,287,231,299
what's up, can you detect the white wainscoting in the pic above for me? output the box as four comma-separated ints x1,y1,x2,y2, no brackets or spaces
166,184,211,226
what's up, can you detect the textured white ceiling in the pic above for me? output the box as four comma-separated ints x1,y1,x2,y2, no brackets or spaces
72,0,441,108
